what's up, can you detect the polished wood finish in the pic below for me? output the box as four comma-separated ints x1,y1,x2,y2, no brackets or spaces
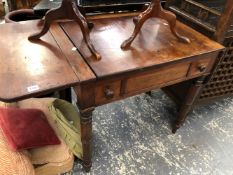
0,15,224,172
124,62,189,94
188,57,211,77
121,0,190,49
62,16,223,170
165,0,233,103
92,52,218,106
28,0,101,60
61,17,222,78
48,22,95,83
0,21,93,102
0,20,95,172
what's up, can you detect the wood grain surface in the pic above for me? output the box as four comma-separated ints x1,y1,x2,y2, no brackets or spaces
0,20,94,102
61,16,224,78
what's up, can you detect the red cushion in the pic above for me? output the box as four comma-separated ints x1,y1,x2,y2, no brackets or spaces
0,107,60,150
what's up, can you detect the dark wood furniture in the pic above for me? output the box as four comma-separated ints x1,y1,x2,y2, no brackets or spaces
33,0,151,16
79,0,151,13
121,0,190,49
61,15,223,171
0,20,95,102
0,15,223,172
165,0,233,103
29,0,101,60
6,0,39,11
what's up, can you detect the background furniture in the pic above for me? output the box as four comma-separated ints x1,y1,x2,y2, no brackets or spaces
79,0,150,13
165,0,233,103
8,0,150,12
6,0,39,11
33,0,153,16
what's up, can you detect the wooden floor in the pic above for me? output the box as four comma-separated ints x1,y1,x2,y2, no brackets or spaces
70,90,233,175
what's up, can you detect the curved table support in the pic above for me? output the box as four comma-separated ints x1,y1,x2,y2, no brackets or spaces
28,0,101,60
121,0,190,49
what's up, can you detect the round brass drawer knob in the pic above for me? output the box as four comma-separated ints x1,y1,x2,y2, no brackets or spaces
104,87,114,99
197,65,206,72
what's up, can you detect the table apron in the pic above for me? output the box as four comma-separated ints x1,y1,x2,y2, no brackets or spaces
92,53,217,106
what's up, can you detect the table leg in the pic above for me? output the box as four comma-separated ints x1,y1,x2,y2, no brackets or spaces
80,107,94,172
172,76,206,133
146,91,152,96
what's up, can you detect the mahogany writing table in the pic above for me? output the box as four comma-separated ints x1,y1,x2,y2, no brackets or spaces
0,15,223,172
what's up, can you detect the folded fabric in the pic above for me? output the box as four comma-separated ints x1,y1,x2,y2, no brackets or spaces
34,153,74,175
0,101,18,108
0,107,60,150
18,98,83,159
0,127,35,175
48,99,83,159
18,98,75,175
0,98,77,175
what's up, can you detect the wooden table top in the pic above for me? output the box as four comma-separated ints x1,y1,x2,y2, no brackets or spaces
0,15,224,102
0,20,95,102
61,16,224,78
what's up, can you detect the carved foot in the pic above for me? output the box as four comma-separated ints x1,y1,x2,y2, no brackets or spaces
83,162,92,172
121,13,151,49
159,7,190,43
121,0,190,49
28,19,47,40
93,52,101,60
29,0,101,60
172,121,181,133
28,20,49,40
28,34,40,40
28,3,65,40
121,37,134,49
176,35,190,43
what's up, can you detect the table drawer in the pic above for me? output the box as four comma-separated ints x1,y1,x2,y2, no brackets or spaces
124,62,190,94
95,81,121,105
187,57,212,77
